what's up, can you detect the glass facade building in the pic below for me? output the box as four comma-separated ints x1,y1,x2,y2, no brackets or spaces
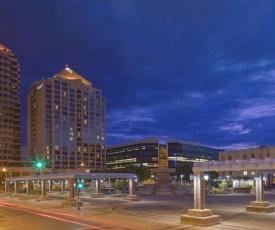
106,137,166,170
106,137,222,170
167,138,222,167
0,44,21,161
27,67,106,171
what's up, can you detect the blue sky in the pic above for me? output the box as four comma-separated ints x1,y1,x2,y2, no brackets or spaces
1,0,275,150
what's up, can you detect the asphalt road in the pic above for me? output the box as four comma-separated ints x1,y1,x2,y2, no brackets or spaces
2,192,275,229
0,200,129,230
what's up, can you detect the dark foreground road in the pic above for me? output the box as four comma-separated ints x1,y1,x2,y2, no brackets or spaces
0,200,132,230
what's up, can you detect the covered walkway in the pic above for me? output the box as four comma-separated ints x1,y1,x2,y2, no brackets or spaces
4,172,138,204
181,158,275,227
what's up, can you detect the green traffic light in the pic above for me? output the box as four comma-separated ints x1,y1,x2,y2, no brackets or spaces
78,183,83,188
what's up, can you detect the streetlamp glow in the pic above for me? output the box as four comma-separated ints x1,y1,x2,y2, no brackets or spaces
180,174,184,185
204,174,209,181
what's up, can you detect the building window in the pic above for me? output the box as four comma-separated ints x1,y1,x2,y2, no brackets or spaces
243,171,247,176
243,155,247,159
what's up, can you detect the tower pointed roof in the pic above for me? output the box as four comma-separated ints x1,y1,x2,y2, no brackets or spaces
54,66,91,86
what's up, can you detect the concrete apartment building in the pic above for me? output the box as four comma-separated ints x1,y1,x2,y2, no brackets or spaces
106,137,222,170
219,145,275,184
27,66,106,172
0,44,21,161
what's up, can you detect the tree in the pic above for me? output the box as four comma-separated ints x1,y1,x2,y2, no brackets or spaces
175,163,193,182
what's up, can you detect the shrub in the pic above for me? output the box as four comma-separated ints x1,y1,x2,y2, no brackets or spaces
245,184,253,190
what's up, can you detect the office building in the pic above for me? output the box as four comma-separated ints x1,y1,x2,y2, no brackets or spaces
219,145,275,182
167,138,222,167
106,137,166,170
27,66,106,171
106,137,222,170
0,44,21,161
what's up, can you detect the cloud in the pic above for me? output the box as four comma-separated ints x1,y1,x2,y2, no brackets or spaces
107,106,157,125
187,91,203,98
238,103,275,120
251,69,275,83
219,123,250,135
212,142,259,151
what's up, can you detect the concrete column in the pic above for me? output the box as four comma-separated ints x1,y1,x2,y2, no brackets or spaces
41,180,46,196
5,181,9,193
256,174,264,202
26,180,31,195
95,179,100,193
48,181,53,191
61,180,65,192
14,181,19,193
69,178,75,199
129,178,135,196
193,173,205,210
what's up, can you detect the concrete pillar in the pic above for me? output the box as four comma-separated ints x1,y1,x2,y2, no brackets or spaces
123,177,140,201
69,178,75,199
180,173,220,226
61,180,65,192
14,181,19,193
5,181,9,193
48,181,53,191
193,173,205,210
26,180,31,195
129,177,135,196
41,180,46,196
256,174,264,202
246,174,274,213
95,179,100,193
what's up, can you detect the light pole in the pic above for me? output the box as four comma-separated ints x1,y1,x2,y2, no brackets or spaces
204,174,209,187
151,175,155,184
180,174,184,185
2,168,7,192
2,168,7,179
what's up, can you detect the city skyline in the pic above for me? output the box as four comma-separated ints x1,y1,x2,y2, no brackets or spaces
1,1,275,150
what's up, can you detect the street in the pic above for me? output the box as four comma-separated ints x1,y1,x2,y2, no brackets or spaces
0,200,131,230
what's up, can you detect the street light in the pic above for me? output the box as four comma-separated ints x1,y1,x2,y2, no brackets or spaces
151,175,155,184
77,181,83,210
180,174,184,185
1,168,7,192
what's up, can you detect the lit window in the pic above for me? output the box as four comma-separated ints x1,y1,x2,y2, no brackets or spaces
243,171,247,176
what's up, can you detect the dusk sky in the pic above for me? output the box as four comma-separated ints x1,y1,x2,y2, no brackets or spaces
1,0,275,150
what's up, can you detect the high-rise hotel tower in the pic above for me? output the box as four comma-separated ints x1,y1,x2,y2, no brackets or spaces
27,67,106,171
0,44,21,161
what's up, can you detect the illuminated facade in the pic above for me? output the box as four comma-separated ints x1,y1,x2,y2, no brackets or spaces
167,138,222,167
106,137,221,170
106,137,166,170
219,145,275,180
27,67,106,171
0,44,21,161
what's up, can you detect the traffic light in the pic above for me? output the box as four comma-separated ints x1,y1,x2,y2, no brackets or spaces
36,162,42,168
77,182,83,189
